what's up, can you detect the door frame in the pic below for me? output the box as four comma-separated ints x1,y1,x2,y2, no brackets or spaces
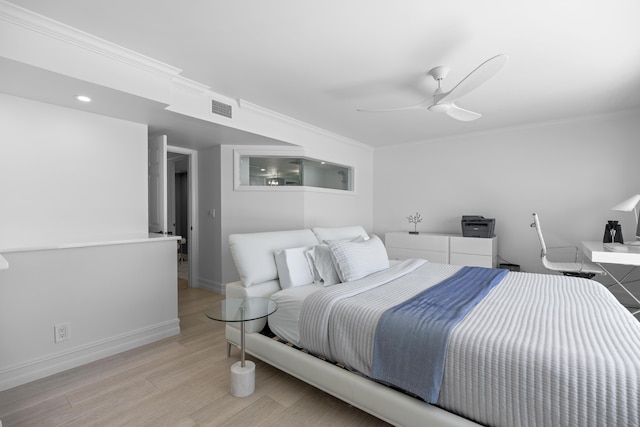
167,145,199,288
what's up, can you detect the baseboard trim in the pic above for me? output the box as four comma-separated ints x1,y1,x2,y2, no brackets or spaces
0,319,180,392
198,278,225,294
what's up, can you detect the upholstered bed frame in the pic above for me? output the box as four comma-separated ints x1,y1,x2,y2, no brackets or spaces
225,226,479,427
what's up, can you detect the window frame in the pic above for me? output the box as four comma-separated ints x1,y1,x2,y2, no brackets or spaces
233,149,356,194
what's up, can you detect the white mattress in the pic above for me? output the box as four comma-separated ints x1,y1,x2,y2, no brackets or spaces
268,283,321,345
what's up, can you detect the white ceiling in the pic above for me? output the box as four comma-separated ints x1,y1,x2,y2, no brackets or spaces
6,0,640,148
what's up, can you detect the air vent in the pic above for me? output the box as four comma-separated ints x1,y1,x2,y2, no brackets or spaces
211,99,232,118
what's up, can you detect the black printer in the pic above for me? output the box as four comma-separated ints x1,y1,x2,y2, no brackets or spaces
461,215,495,238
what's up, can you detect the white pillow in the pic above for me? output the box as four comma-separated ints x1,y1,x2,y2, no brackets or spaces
274,246,315,289
229,229,318,287
304,244,342,286
328,235,390,282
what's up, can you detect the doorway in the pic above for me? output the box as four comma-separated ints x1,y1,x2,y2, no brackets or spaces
167,146,198,288
168,152,188,287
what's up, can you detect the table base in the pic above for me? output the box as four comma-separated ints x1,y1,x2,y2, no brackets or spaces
231,360,255,397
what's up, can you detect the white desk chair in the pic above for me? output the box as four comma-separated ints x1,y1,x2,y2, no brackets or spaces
530,212,604,279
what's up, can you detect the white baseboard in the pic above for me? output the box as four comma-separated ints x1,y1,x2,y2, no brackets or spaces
0,319,180,392
197,277,225,294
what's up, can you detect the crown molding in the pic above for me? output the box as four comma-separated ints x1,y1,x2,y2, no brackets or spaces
0,1,375,152
171,75,210,96
0,0,181,79
237,98,373,151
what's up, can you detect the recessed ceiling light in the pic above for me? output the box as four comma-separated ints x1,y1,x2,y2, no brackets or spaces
75,95,91,103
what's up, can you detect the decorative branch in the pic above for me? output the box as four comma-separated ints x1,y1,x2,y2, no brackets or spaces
407,212,423,233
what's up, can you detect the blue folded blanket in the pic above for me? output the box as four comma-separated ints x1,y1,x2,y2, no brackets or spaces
371,266,508,403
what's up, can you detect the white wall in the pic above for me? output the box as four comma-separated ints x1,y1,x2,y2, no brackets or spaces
198,146,223,291
203,132,374,288
216,145,307,287
0,93,148,249
303,145,373,229
0,95,179,390
0,240,179,391
1,5,377,293
373,110,640,274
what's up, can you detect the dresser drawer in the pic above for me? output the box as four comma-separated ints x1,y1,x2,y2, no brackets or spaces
387,247,449,263
385,232,449,252
385,232,498,267
450,236,497,255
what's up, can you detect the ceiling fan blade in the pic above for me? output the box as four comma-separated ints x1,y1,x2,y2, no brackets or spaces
357,98,432,112
446,103,481,121
438,54,508,104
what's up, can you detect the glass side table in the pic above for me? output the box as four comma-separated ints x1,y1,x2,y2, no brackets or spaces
205,297,277,397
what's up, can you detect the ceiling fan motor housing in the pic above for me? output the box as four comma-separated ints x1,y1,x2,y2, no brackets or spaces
428,66,451,81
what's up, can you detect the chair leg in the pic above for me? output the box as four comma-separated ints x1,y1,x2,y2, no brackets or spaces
562,272,596,279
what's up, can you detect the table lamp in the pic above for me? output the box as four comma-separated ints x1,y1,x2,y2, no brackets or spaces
610,194,640,245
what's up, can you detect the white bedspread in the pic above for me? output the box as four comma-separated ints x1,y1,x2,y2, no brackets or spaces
298,260,640,427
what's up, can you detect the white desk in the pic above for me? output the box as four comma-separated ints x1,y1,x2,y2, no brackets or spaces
582,241,640,315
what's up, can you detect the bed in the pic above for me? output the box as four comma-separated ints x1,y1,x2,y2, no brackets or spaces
225,226,640,427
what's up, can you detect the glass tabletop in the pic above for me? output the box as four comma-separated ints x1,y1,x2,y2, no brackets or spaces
204,297,278,323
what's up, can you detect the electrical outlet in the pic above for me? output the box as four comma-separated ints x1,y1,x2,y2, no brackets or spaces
54,322,70,343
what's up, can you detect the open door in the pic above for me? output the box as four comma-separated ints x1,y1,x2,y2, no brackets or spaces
148,135,167,234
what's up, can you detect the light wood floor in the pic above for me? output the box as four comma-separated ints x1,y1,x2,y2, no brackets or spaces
0,287,391,426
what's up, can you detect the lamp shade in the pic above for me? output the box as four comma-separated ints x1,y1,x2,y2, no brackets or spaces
610,194,640,212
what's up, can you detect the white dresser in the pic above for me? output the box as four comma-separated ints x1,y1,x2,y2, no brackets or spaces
385,232,498,268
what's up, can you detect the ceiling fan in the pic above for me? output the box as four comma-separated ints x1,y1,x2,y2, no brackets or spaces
357,54,508,121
